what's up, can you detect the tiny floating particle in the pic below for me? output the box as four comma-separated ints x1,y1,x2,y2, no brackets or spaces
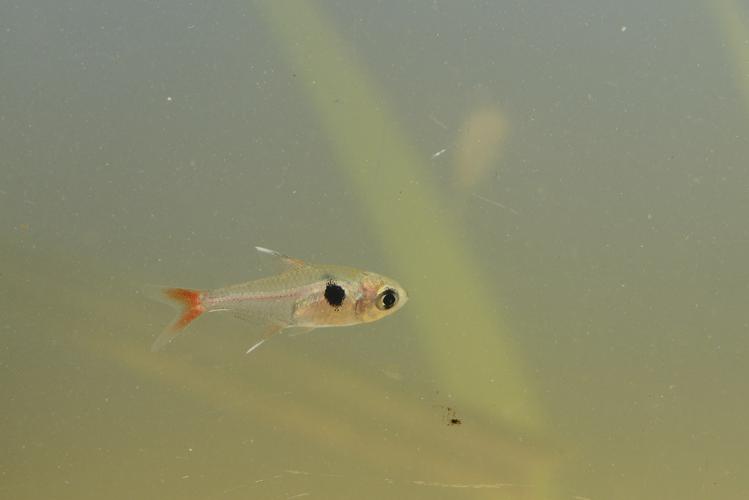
439,405,463,426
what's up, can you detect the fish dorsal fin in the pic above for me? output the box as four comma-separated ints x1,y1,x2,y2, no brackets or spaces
255,246,307,270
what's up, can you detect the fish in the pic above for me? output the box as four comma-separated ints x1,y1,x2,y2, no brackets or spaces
148,247,408,353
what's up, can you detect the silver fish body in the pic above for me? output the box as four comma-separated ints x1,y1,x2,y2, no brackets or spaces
149,247,407,352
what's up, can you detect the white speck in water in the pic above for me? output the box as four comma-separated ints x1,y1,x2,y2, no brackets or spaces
621,26,627,32
166,96,173,102
431,148,447,159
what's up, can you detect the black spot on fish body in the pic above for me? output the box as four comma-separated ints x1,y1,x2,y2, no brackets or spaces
324,280,345,309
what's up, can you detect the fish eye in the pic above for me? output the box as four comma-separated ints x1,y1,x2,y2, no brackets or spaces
376,288,398,310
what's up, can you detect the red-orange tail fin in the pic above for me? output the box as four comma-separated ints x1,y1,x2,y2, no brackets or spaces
149,287,205,351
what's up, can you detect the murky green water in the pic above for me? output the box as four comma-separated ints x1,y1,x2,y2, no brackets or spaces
3,1,748,498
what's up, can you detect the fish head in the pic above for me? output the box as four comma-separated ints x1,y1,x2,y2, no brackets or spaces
292,266,408,327
353,271,408,323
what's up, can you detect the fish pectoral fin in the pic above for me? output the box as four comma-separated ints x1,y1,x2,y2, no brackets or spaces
244,321,285,355
255,246,308,270
286,326,316,337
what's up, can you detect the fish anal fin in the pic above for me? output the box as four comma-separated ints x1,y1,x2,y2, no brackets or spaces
232,309,272,325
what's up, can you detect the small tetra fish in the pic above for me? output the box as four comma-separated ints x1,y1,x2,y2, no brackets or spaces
148,247,408,353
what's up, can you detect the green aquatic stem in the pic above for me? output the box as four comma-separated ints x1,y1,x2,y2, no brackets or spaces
255,1,545,433
711,0,749,113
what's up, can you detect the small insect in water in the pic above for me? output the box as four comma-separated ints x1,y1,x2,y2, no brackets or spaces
442,406,462,426
147,247,408,354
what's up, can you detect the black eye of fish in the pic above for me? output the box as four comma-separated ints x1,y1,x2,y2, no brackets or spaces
377,288,398,310
324,281,345,309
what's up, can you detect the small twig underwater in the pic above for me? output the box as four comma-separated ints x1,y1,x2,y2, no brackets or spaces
429,114,449,130
213,469,592,499
431,148,448,159
411,479,531,489
471,192,520,215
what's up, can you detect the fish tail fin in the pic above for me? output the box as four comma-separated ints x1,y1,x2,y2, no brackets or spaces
146,286,206,351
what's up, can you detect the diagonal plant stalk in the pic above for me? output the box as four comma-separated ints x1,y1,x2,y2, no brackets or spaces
255,0,544,432
710,0,749,113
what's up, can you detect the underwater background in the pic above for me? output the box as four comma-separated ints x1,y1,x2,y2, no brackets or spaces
2,0,749,498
